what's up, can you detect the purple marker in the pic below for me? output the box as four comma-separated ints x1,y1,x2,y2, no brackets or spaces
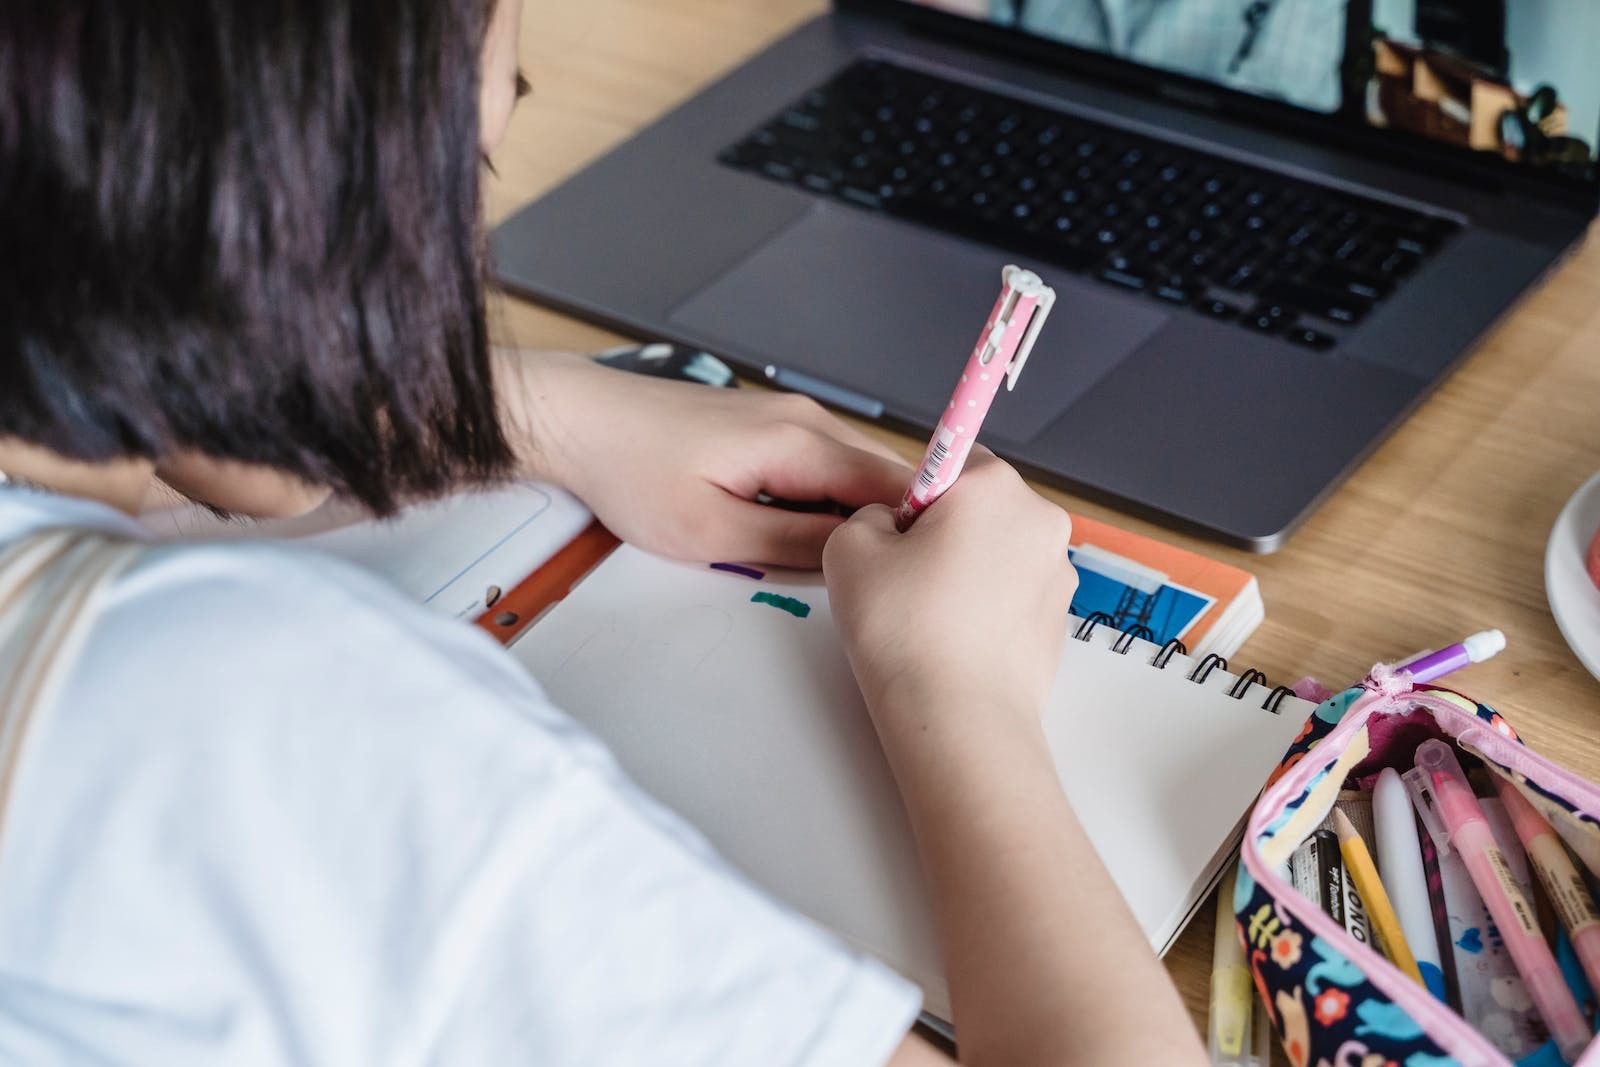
1400,630,1506,684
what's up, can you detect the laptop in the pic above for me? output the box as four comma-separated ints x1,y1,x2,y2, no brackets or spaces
492,0,1599,551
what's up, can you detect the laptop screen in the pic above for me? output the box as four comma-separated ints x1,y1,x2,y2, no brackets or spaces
901,1,1599,182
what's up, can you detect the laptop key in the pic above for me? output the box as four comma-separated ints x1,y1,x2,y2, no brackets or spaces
1141,235,1173,260
1271,249,1310,275
1330,208,1366,232
1197,297,1243,320
1222,260,1267,292
1244,307,1289,334
1284,222,1320,248
781,109,822,132
1331,237,1370,263
1152,272,1194,303
1370,224,1435,256
1376,248,1421,278
1259,281,1369,325
1286,326,1336,350
1100,268,1149,291
840,185,883,209
1309,263,1392,301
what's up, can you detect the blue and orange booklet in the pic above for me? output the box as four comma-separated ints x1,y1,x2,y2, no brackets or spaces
1067,513,1263,660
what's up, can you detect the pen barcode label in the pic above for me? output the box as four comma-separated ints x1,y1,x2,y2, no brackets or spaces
918,430,955,492
1488,846,1539,936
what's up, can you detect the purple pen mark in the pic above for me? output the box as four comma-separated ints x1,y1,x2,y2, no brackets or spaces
710,562,765,580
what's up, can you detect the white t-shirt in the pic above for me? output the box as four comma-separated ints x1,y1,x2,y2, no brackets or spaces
0,488,920,1066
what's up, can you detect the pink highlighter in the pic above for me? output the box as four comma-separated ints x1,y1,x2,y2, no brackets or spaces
894,265,1055,531
1414,740,1591,1064
1494,774,1600,998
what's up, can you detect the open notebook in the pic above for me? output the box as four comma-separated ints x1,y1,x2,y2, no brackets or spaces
512,545,1316,1023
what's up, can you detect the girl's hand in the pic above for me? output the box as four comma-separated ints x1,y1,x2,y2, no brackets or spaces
498,351,914,567
823,449,1077,728
828,454,1208,1067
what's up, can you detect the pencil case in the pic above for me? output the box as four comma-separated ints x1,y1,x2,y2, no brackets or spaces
1236,668,1600,1067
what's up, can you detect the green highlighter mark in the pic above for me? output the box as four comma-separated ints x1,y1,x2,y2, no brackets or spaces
751,591,811,619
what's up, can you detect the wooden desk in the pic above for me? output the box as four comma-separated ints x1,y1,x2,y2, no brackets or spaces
485,0,1600,1040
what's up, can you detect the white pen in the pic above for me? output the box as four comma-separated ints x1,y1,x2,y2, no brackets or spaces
1374,767,1447,1001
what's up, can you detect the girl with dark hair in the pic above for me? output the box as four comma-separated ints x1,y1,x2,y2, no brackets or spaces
0,1,1207,1064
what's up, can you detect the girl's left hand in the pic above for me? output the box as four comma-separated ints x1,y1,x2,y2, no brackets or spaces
496,350,916,568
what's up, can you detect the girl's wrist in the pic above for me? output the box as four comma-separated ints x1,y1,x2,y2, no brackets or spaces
864,669,1047,755
867,678,1058,823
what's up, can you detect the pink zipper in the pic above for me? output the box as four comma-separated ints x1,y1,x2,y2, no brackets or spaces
1451,720,1600,823
1242,687,1600,1067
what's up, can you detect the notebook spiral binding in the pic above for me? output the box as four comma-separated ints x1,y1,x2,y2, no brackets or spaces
1071,612,1294,714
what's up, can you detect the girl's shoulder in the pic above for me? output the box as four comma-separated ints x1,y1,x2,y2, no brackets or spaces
0,487,588,766
95,534,571,737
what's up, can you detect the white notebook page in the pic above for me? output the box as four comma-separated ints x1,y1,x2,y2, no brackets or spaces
512,545,1314,1020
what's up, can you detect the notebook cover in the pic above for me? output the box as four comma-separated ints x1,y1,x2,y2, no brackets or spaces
476,521,619,643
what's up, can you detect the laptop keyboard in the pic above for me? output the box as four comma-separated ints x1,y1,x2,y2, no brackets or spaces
718,59,1459,350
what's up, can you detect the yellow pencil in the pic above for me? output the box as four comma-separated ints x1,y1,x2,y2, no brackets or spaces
1332,808,1426,987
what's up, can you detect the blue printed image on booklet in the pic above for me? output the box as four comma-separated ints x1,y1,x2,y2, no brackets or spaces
1068,543,1216,647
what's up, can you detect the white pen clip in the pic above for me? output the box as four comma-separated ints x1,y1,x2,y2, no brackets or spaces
1401,766,1454,856
997,265,1057,391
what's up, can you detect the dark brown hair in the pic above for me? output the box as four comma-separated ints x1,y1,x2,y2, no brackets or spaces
0,0,513,514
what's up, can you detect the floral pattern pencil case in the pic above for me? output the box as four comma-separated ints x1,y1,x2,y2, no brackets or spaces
1235,669,1600,1067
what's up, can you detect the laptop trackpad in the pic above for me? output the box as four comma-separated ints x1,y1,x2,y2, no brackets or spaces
669,203,1169,442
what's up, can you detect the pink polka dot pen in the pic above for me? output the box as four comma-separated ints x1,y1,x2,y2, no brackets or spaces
894,265,1056,532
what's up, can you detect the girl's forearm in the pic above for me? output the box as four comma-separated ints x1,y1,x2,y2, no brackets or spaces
871,693,1208,1067
490,347,589,489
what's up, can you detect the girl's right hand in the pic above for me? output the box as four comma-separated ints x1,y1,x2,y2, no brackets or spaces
830,455,1210,1067
822,450,1077,732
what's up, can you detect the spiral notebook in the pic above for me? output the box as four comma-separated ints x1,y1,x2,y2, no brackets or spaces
513,545,1316,1023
